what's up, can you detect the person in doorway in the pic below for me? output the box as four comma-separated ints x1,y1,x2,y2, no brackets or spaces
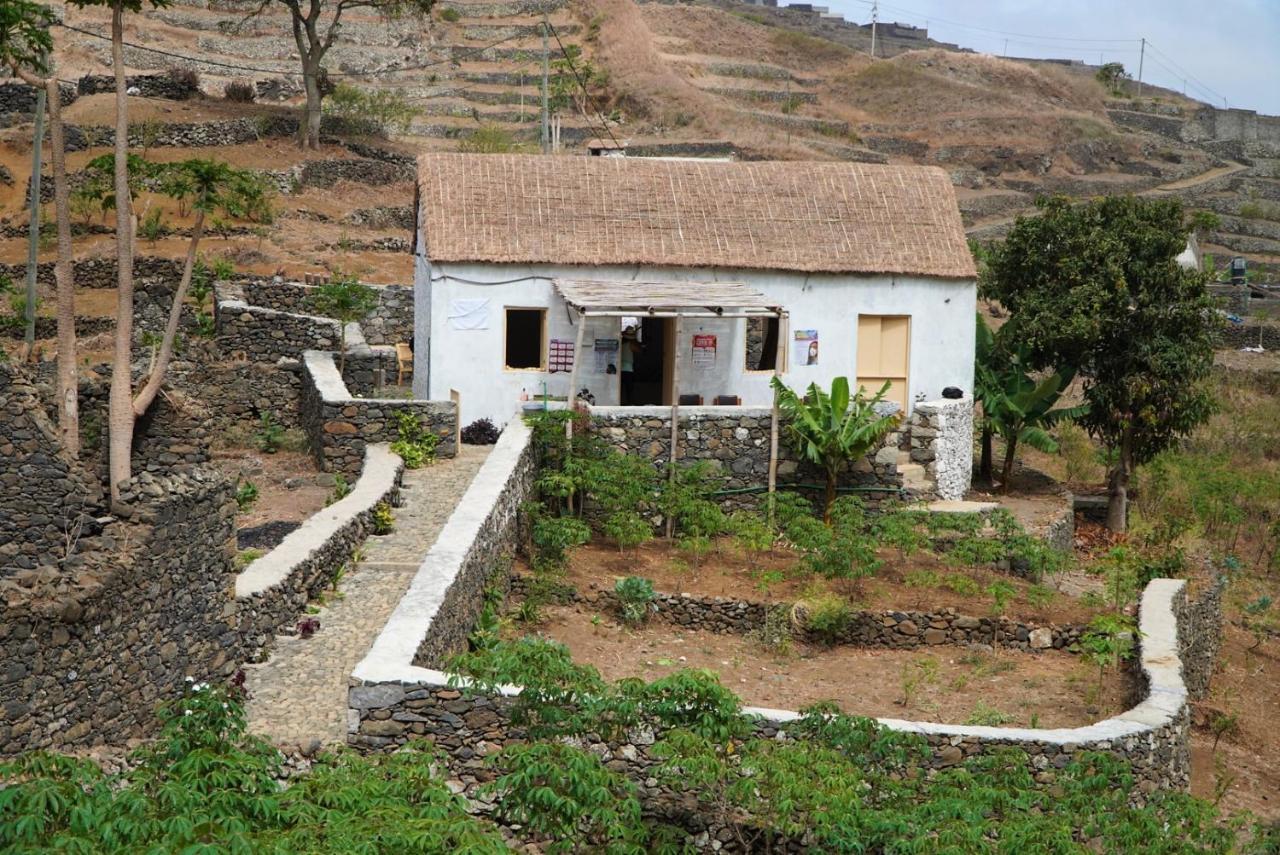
620,325,640,403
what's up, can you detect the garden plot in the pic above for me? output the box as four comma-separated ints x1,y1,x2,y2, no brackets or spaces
207,447,334,553
509,603,1131,729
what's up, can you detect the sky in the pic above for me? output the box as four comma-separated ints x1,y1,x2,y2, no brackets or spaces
823,0,1280,115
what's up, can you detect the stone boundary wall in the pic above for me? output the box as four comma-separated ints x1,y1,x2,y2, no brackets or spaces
586,405,906,510
0,255,183,289
214,294,351,362
909,398,974,501
0,81,78,117
76,72,200,101
349,565,1201,797
242,279,413,346
350,418,535,688
1175,574,1226,699
234,444,404,659
508,575,1086,651
300,350,457,475
0,470,238,755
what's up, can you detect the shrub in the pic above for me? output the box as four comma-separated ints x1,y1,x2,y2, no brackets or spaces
224,80,256,103
372,501,394,535
438,5,461,21
390,411,440,469
138,207,168,243
461,417,500,445
324,83,422,136
965,701,1016,726
798,591,852,644
166,67,201,95
458,124,520,154
603,510,651,552
614,575,655,625
530,512,591,573
327,473,351,505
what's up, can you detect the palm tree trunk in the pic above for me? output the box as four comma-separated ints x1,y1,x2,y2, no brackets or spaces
1000,435,1018,494
133,209,204,416
107,2,135,503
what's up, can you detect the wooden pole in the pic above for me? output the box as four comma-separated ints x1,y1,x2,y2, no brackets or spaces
666,315,682,540
566,308,586,442
24,74,47,357
767,312,786,524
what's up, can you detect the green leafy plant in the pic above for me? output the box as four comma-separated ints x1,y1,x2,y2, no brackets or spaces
1078,612,1138,690
797,590,853,644
771,375,900,521
305,273,379,371
729,510,774,555
986,580,1017,615
328,473,352,505
235,548,263,569
614,575,656,625
137,205,168,243
898,656,939,708
390,411,440,469
324,83,423,136
965,701,1016,726
234,479,259,512
371,501,394,535
974,314,1088,491
529,509,591,574
437,5,460,20
255,412,284,453
603,510,652,553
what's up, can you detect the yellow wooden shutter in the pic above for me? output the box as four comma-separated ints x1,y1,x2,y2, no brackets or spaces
856,315,910,410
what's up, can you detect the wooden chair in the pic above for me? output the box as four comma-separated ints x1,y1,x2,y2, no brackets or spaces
396,342,413,385
678,394,703,406
714,395,741,405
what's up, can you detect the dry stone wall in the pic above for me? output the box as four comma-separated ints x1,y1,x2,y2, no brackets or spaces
0,469,238,755
242,279,414,346
300,350,456,475
908,398,974,501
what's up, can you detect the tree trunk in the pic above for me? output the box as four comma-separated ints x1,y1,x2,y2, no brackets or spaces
47,78,78,457
999,434,1018,495
824,465,837,524
13,66,78,456
107,3,135,503
978,424,994,485
300,65,323,149
1106,428,1132,533
132,209,204,416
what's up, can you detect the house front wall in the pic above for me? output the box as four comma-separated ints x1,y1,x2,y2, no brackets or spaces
419,261,975,427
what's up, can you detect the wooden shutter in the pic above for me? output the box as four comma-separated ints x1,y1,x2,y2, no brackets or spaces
856,315,910,410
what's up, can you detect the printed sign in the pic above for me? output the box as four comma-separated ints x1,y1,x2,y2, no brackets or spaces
692,333,717,370
793,329,819,366
594,338,619,373
548,339,575,373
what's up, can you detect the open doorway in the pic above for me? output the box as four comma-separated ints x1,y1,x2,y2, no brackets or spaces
620,317,672,405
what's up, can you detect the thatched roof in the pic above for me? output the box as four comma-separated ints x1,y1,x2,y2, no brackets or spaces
417,154,976,279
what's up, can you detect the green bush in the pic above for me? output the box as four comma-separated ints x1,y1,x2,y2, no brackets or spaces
614,575,656,625
324,83,422,136
234,480,259,512
437,5,461,21
457,124,520,154
603,510,652,552
799,591,853,644
255,412,283,453
372,501,394,535
390,412,440,469
530,511,591,573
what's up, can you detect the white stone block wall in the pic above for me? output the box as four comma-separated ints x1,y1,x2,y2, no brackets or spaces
911,398,974,501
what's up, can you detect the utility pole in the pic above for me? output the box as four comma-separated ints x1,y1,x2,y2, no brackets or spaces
24,62,47,356
869,0,878,58
541,13,550,154
1136,37,1145,97
1003,38,1008,57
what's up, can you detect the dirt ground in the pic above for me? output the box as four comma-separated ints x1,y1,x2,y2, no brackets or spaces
206,447,330,532
556,538,1103,626
514,602,1130,728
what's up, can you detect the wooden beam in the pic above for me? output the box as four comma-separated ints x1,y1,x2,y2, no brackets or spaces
666,315,682,540
767,312,788,522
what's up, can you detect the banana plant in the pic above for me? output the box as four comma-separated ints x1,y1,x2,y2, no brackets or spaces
975,315,1088,493
771,376,900,522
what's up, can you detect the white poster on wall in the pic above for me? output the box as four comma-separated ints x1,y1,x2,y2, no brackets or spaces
692,333,717,370
448,298,490,330
793,329,819,366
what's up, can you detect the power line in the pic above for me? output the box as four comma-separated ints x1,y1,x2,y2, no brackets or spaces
848,0,1140,44
1144,40,1228,107
545,20,620,150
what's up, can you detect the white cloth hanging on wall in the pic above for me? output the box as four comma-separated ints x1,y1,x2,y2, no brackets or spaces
448,298,490,330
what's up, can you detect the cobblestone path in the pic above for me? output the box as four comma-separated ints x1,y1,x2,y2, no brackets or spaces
244,445,491,750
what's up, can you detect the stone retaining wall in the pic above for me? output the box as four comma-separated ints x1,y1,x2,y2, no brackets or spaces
909,398,974,501
0,469,238,755
587,405,906,510
508,574,1085,651
215,295,348,361
1176,574,1226,699
0,255,183,289
0,81,78,116
347,577,1201,805
300,350,456,475
242,279,413,346
76,71,200,100
234,444,403,659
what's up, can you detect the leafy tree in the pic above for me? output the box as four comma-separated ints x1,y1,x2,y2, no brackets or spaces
1096,61,1130,94
770,375,900,522
974,314,1088,492
240,0,435,148
1,1,79,455
305,273,379,371
324,82,422,136
982,196,1219,531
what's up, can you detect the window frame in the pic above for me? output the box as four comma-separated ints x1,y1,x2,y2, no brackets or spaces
503,306,548,372
742,314,788,374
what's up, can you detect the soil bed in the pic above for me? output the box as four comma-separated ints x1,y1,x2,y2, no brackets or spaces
559,539,1103,626
511,603,1131,729
207,448,330,533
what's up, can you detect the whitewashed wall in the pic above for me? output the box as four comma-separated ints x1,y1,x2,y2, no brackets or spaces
418,261,975,427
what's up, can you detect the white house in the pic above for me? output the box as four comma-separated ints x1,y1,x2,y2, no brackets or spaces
412,153,978,428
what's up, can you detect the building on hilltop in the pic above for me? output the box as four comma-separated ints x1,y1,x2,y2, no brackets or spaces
412,153,977,430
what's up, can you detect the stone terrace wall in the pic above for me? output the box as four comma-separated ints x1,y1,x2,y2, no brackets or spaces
242,279,413,346
215,295,349,362
0,363,103,574
300,350,457,475
0,470,238,755
587,405,905,510
0,255,183,289
509,575,1085,651
348,577,1200,804
0,81,78,117
1176,574,1226,699
234,444,403,658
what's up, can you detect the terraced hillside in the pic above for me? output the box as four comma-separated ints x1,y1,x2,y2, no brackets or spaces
1,0,1277,289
